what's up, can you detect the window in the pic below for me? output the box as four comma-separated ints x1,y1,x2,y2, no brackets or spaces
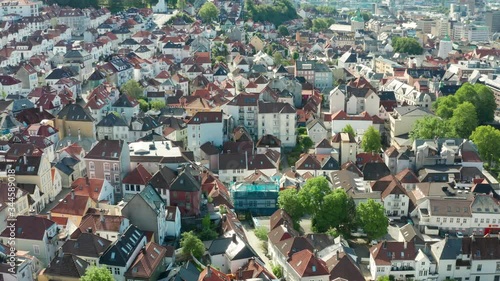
447,264,452,271
475,277,480,281
105,174,111,181
450,218,454,223
494,276,500,281
104,163,110,171
125,184,130,191
114,174,120,183
113,163,119,171
114,268,120,275
89,161,95,171
107,267,112,274
33,245,40,255
477,264,482,271
173,192,178,198
437,218,441,223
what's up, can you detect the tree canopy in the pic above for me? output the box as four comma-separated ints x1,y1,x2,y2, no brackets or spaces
410,116,455,140
277,25,290,36
121,80,144,99
81,266,114,281
278,188,305,227
356,199,388,240
342,124,356,137
245,0,298,27
298,177,331,217
150,100,166,111
470,126,500,166
46,0,98,9
312,18,335,32
391,36,423,55
361,126,382,153
434,83,496,125
198,2,219,23
180,231,205,259
449,102,478,138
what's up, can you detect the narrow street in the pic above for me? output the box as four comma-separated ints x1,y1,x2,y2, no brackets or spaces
241,222,274,273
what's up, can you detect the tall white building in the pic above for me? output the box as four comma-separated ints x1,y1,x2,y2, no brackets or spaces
257,101,296,147
437,35,453,59
0,0,40,17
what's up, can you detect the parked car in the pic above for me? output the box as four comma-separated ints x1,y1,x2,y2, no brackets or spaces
388,218,396,226
407,217,414,225
456,231,464,238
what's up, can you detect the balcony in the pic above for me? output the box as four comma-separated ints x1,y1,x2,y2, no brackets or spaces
391,266,415,272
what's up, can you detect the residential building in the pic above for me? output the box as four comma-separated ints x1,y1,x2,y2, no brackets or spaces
122,164,152,196
370,241,437,281
165,206,181,239
223,93,259,137
124,242,171,281
70,177,115,205
306,118,328,144
38,253,89,281
96,113,129,141
187,111,224,159
0,216,58,267
206,234,260,274
12,154,56,205
84,139,130,200
70,212,130,242
61,232,112,266
121,185,167,245
55,103,95,140
0,0,40,17
50,190,93,227
231,181,279,216
389,106,434,146
0,183,30,216
168,165,202,217
111,94,140,124
257,101,296,147
295,60,333,90
99,225,147,281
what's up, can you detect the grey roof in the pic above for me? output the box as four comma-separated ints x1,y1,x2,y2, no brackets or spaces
12,99,34,112
258,101,296,114
97,113,128,127
431,238,462,260
170,169,201,192
207,237,232,255
172,261,200,281
57,104,94,121
136,184,165,211
99,225,145,266
44,254,89,278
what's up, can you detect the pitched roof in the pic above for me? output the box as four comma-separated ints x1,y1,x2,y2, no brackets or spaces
258,101,296,114
70,177,107,203
270,209,294,230
370,241,417,265
44,254,89,279
0,215,55,240
85,139,124,160
125,242,168,279
122,164,152,185
187,111,223,124
57,104,94,121
50,192,89,216
99,225,146,266
288,249,329,277
62,232,112,258
70,213,127,239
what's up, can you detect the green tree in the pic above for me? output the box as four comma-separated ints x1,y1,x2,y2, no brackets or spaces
410,116,454,139
138,99,149,112
356,199,388,240
278,25,290,36
470,126,500,166
391,36,423,55
121,80,144,99
254,227,268,241
292,51,299,61
377,276,390,281
278,189,305,225
244,0,298,27
299,135,314,151
475,84,496,124
80,266,114,281
455,82,479,105
312,189,356,233
176,0,186,10
198,2,219,23
450,102,478,138
272,263,283,278
312,18,335,32
433,95,459,119
198,215,218,240
273,52,285,66
304,18,312,29
180,231,205,259
361,126,382,153
150,100,166,111
298,177,331,216
342,124,356,137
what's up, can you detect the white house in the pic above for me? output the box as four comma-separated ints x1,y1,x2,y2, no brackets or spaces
257,101,296,147
186,111,224,159
165,206,181,238
306,118,328,144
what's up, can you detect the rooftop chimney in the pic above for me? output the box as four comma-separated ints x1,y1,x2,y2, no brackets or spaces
71,190,75,200
47,211,51,220
206,265,211,277
29,209,35,216
86,176,90,185
313,249,318,258
39,106,43,113
404,240,407,249
78,128,81,141
100,209,105,223
87,227,92,233
336,250,339,260
232,233,237,244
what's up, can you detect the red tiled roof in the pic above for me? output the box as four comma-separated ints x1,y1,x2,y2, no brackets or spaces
122,164,152,185
71,178,106,203
288,249,329,277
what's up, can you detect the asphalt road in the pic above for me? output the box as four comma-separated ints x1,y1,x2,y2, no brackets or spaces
153,10,179,27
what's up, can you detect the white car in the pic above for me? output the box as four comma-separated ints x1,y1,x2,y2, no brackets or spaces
456,231,464,238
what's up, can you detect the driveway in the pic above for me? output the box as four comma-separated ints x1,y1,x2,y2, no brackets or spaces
241,222,274,272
